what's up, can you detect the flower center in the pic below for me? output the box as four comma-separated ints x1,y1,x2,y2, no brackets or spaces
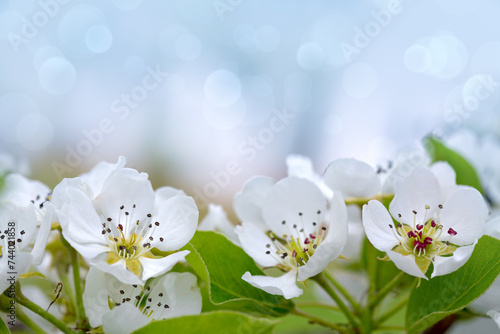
102,204,165,268
389,205,459,274
264,210,328,269
110,232,145,260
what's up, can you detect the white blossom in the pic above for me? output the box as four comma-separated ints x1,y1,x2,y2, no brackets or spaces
363,165,487,278
235,176,348,299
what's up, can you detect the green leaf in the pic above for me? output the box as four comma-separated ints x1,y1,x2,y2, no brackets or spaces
406,235,500,333
132,310,279,334
424,136,483,193
0,317,10,333
183,231,294,317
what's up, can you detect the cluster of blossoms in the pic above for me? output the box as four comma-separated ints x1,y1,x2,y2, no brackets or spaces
0,134,499,332
1,157,202,333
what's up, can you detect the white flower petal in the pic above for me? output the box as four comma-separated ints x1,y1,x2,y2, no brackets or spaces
0,202,38,248
298,191,349,281
83,267,111,327
81,156,126,197
139,250,189,281
235,223,280,267
286,154,316,179
286,154,333,198
58,188,109,259
487,311,500,329
430,162,457,200
198,204,239,245
233,176,275,229
151,195,198,252
0,173,50,206
88,255,143,285
389,167,440,227
362,200,397,252
51,177,90,210
262,177,327,238
325,191,349,244
387,250,427,279
297,239,344,281
154,186,186,204
381,148,430,194
323,158,381,198
242,270,303,299
102,303,150,334
439,187,488,245
31,203,54,265
97,168,155,230
431,243,476,278
150,272,202,320
343,205,365,260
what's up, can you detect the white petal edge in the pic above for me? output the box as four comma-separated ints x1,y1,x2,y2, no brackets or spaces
431,243,476,278
286,154,333,198
439,187,488,246
262,177,327,238
233,176,275,229
430,161,457,200
362,200,397,252
297,239,344,281
389,167,440,227
81,156,127,197
387,250,427,279
298,191,349,281
154,186,186,204
487,310,500,329
152,195,198,252
31,203,54,265
242,270,303,299
88,255,143,285
323,158,381,198
139,250,190,281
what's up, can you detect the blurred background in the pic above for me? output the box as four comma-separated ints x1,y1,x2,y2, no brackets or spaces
2,1,500,333
1,0,500,210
